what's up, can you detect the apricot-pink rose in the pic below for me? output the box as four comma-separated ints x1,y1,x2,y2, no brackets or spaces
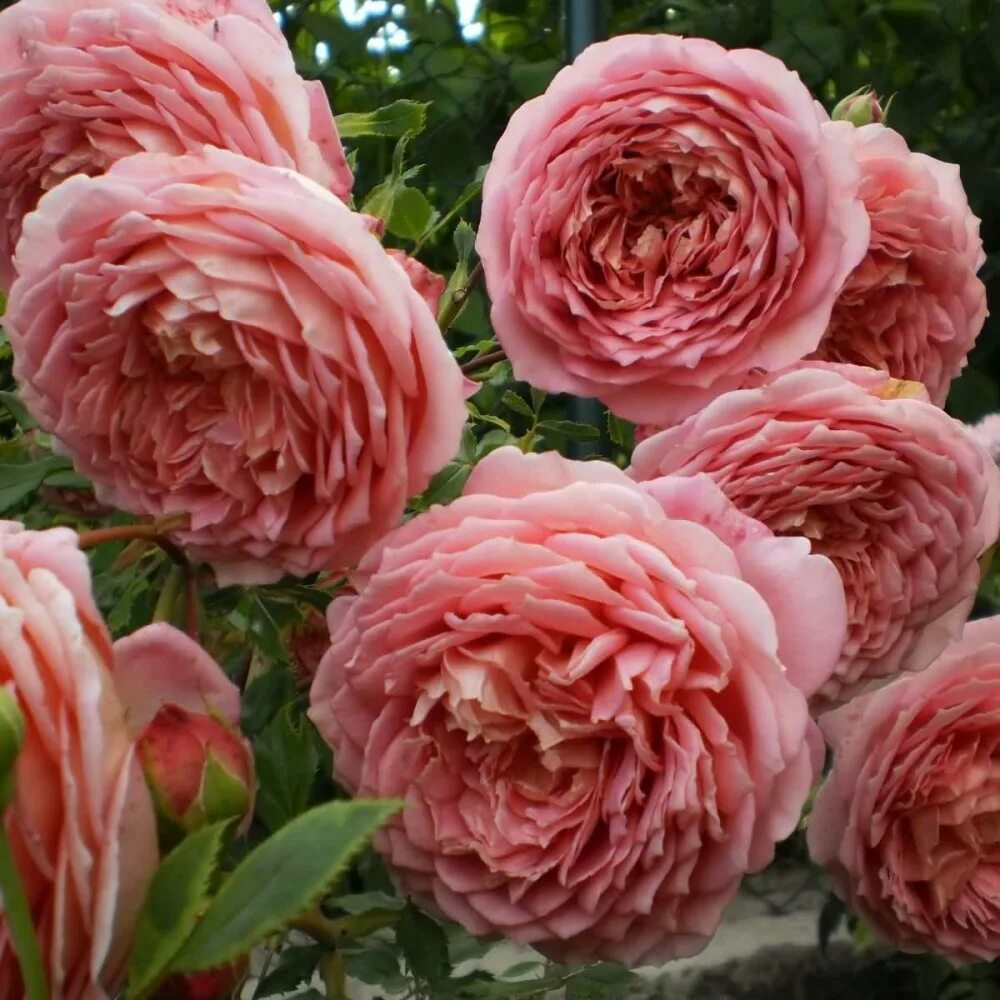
811,123,986,404
810,615,1000,960
6,148,470,585
0,521,155,998
309,447,846,963
630,364,1000,707
477,34,869,424
0,525,243,997
0,0,352,289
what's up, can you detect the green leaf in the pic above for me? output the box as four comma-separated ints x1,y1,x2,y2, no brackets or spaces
240,667,296,737
332,891,404,915
0,390,37,430
606,412,634,450
0,455,77,513
127,822,230,1000
388,186,437,241
41,469,91,489
253,705,321,832
501,391,534,419
564,963,640,999
395,903,451,986
170,800,402,973
361,134,430,238
342,941,408,994
255,944,324,997
336,100,430,140
468,402,511,433
538,420,600,440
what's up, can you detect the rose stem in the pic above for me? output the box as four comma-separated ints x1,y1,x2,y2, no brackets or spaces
77,524,189,567
78,525,201,641
439,261,484,334
460,347,506,375
0,824,49,1000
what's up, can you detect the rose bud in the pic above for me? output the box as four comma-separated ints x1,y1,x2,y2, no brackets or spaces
138,705,253,846
831,86,888,126
152,960,247,1000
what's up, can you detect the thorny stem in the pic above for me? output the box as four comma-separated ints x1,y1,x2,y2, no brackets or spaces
76,523,188,567
439,261,484,333
460,347,506,375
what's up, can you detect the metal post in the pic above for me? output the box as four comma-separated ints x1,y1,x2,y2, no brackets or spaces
564,0,607,457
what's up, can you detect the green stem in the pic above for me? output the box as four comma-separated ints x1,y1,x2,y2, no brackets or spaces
289,908,341,949
153,565,185,625
0,822,48,1000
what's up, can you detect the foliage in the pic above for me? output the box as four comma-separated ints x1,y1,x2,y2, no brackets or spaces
0,1,998,997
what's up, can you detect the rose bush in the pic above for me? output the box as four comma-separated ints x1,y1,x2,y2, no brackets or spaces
630,363,1000,706
5,147,470,585
812,123,986,404
810,615,1000,960
477,33,869,424
310,447,846,963
0,0,352,289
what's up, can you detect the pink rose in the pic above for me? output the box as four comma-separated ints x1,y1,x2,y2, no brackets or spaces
0,0,352,290
309,447,846,963
477,34,869,425
630,363,1000,707
809,615,1000,960
811,123,986,404
0,521,156,997
0,522,246,997
6,148,470,585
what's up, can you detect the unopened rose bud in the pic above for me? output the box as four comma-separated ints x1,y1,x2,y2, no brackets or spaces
0,688,25,807
831,86,889,126
152,960,247,1000
138,705,253,846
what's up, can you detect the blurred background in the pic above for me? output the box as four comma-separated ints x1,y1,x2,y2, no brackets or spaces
276,0,1000,428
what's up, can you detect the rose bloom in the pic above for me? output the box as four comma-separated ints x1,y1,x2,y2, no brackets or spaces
811,123,986,405
0,0,352,289
6,148,470,584
0,522,237,998
477,34,869,425
310,447,847,963
630,363,1000,707
809,615,1000,960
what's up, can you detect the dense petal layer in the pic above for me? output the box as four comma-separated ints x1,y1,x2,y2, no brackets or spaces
810,616,1000,960
630,363,1000,706
309,448,845,963
0,0,351,288
6,148,470,582
478,34,868,424
812,123,986,404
